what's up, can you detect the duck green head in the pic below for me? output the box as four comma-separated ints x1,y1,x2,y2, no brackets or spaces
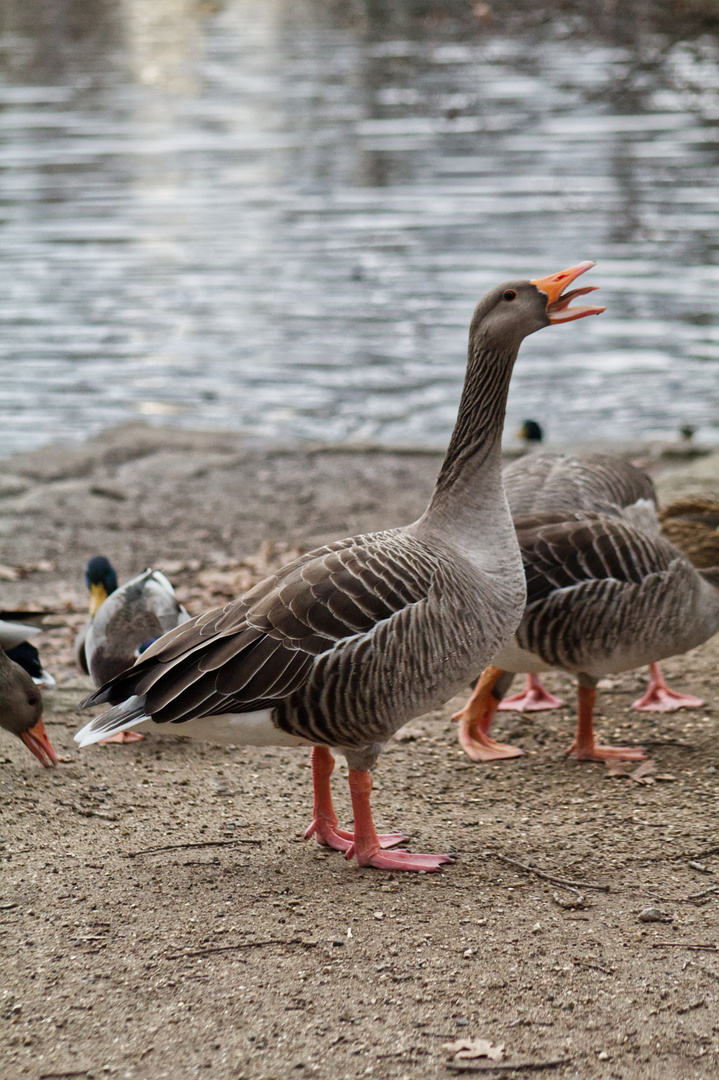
85,556,118,615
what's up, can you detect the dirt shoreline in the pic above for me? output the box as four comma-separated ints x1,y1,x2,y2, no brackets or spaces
1,424,718,1080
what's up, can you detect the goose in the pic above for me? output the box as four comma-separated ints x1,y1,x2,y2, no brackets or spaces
74,262,605,872
488,451,703,717
76,557,191,744
0,646,57,767
454,507,719,763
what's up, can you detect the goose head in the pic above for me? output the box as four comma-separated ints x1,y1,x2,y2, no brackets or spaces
85,556,119,616
469,261,605,353
0,649,57,767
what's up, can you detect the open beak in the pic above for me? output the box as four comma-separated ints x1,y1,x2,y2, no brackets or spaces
89,583,108,616
531,261,606,323
20,718,58,768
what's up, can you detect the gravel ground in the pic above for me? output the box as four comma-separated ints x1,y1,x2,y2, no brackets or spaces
1,426,718,1080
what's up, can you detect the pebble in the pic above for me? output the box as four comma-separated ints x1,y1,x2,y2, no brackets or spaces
638,907,671,923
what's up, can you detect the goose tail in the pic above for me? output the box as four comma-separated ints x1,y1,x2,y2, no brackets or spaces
74,695,149,747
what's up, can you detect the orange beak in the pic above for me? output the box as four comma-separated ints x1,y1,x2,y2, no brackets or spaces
20,718,58,768
531,261,606,323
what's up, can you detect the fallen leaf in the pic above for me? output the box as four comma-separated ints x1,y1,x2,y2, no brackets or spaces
442,1038,505,1061
605,758,659,784
630,760,657,783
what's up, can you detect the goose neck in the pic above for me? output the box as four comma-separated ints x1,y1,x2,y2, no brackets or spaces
422,342,516,531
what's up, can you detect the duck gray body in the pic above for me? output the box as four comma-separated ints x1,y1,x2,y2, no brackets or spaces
82,569,190,686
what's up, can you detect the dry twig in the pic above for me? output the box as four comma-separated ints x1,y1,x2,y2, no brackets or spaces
125,838,261,858
165,937,313,960
492,853,609,893
687,885,718,901
651,942,718,951
446,1060,572,1074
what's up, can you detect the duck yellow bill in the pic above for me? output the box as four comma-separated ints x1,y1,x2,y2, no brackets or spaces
20,718,58,768
531,260,606,323
89,582,108,616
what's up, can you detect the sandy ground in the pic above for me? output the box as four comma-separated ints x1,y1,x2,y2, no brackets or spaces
1,425,718,1080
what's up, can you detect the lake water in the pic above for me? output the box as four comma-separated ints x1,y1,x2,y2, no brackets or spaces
1,0,719,457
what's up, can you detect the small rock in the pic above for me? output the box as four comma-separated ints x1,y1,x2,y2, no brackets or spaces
531,922,542,933
597,1050,609,1060
638,907,672,923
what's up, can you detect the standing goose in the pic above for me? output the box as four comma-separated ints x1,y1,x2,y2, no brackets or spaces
75,263,604,872
76,557,191,744
0,647,57,767
454,508,719,763
489,452,702,717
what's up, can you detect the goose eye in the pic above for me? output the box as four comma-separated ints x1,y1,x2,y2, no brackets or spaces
503,289,517,301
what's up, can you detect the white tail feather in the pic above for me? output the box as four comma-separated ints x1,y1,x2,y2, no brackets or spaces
74,696,149,747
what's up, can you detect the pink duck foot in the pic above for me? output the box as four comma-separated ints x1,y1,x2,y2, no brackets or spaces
98,731,144,744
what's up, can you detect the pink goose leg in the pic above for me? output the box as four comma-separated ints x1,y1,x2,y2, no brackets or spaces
567,685,646,761
632,663,705,712
344,769,453,872
304,746,406,853
452,665,526,762
497,672,565,712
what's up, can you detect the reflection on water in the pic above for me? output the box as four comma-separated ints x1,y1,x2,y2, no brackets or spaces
1,0,718,456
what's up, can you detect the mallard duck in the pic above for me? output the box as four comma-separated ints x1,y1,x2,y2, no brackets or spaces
491,452,703,716
73,262,605,872
454,508,719,763
518,419,544,446
0,646,57,767
77,558,191,744
1,617,56,689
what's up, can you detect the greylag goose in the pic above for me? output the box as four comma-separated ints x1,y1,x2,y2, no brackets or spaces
75,262,605,872
492,452,703,715
77,557,191,744
454,508,719,763
0,646,57,767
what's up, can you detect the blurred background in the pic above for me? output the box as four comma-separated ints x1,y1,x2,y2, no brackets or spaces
1,0,718,457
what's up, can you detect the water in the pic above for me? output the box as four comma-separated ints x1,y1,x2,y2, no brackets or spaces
1,0,719,457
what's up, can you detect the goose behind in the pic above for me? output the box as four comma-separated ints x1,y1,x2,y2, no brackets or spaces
0,648,57,767
75,262,605,872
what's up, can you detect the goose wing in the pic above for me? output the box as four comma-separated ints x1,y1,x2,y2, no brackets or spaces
513,513,700,672
504,452,657,517
81,531,439,726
